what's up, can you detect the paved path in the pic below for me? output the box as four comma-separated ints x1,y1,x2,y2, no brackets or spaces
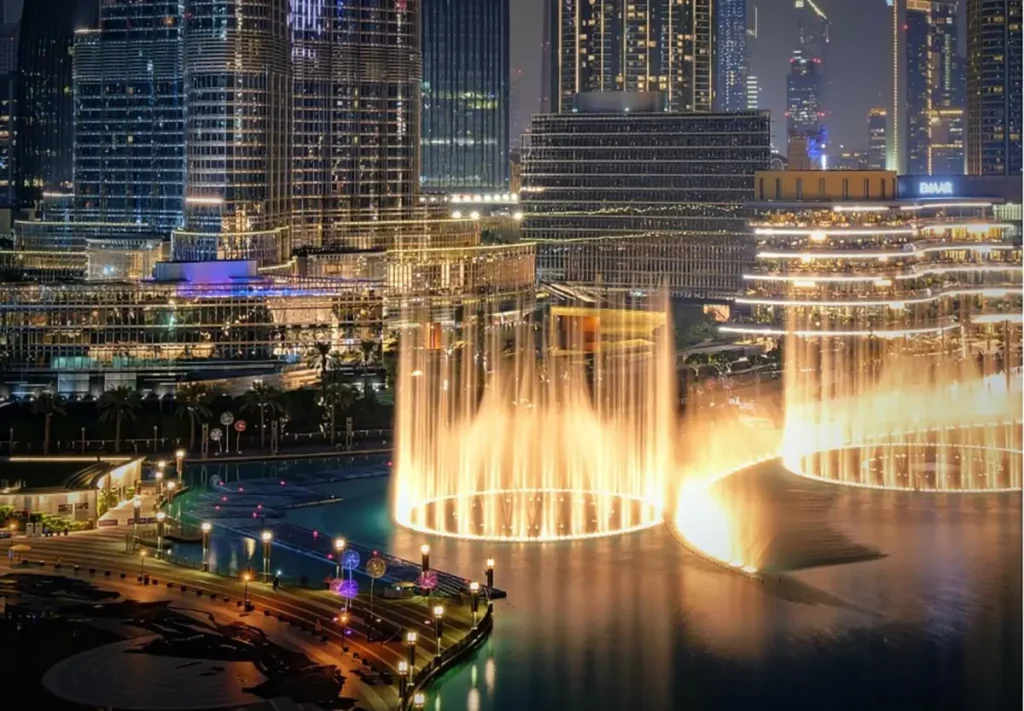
3,529,484,710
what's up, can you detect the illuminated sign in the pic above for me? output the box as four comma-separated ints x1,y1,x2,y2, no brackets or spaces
919,181,954,196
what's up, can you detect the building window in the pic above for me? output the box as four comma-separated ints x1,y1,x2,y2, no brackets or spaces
796,178,803,199
881,178,887,197
818,178,826,197
842,179,849,200
759,177,764,200
775,178,782,200
863,178,870,197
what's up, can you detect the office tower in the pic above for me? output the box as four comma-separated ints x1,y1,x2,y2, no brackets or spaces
0,16,16,207
793,0,829,111
175,0,291,263
715,0,747,112
966,0,1023,175
15,0,98,204
288,0,422,251
786,50,821,137
868,108,888,170
521,93,771,300
549,0,713,113
422,0,509,192
72,1,185,233
889,0,961,175
540,0,555,113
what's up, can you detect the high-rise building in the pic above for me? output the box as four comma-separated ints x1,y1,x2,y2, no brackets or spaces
72,1,185,233
715,0,747,112
966,0,1023,175
867,108,888,170
175,0,291,264
0,17,17,207
14,0,98,204
289,0,422,251
787,1,829,167
521,93,771,300
889,0,962,175
548,0,713,113
786,50,821,138
421,0,509,192
746,75,760,110
793,0,829,116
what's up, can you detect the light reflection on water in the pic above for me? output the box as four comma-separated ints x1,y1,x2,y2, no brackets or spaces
190,461,1021,710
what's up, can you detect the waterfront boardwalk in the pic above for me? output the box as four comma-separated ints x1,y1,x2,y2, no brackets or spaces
1,527,492,710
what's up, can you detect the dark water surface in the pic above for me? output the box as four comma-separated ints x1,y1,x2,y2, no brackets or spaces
191,460,1022,711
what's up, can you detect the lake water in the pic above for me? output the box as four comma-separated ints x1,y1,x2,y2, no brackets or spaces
185,459,1022,711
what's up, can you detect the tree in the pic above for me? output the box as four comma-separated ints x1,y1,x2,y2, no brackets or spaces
322,382,357,445
382,350,399,390
98,386,142,453
359,339,379,372
306,341,334,387
175,383,213,451
241,381,284,450
32,391,65,455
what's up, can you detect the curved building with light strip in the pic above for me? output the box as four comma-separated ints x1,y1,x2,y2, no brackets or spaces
727,170,1022,492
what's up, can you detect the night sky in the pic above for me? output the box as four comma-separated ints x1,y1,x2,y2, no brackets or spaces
511,0,966,154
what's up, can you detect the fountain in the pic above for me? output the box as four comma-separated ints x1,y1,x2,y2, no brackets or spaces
392,299,674,541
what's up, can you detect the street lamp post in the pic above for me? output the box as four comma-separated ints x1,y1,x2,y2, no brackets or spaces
420,544,430,573
166,480,176,505
334,537,346,580
175,449,185,482
405,631,418,673
432,605,444,658
201,522,211,572
155,511,166,559
469,581,480,629
243,572,251,607
397,660,409,699
261,531,273,582
485,557,494,591
413,692,426,710
139,549,147,579
155,470,164,498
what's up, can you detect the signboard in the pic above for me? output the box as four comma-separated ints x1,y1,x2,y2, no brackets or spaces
58,504,72,514
220,411,235,427
345,417,353,436
918,180,954,196
234,420,247,433
98,519,119,527
210,428,222,442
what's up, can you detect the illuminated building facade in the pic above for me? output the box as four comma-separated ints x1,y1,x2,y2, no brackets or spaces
730,170,1022,353
890,0,962,175
72,1,185,233
179,0,291,259
522,96,771,300
15,0,98,204
421,0,508,192
786,49,821,137
867,108,888,170
966,0,1023,176
789,0,829,163
290,0,423,251
0,15,15,207
548,0,713,113
714,0,748,112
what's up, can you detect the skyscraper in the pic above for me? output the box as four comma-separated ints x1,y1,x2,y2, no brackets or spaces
889,0,962,175
175,0,291,263
421,0,509,192
73,1,185,232
787,0,829,166
867,108,888,170
0,14,17,207
786,50,821,138
714,0,747,112
548,0,713,113
793,0,829,114
15,0,98,204
966,0,1023,175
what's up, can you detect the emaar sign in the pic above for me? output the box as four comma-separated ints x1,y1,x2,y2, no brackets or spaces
918,180,955,196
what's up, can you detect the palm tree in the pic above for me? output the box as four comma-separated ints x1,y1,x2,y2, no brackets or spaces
306,341,334,386
359,339,379,372
98,386,141,453
241,381,284,450
322,382,356,445
175,383,213,451
382,350,399,390
32,391,66,455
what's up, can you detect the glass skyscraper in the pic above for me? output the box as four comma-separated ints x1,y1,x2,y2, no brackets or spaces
522,94,771,300
15,0,98,204
966,0,1023,175
421,0,509,192
73,1,185,233
714,0,748,112
547,0,713,113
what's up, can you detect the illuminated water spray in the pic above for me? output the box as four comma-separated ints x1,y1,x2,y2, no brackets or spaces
393,300,674,541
